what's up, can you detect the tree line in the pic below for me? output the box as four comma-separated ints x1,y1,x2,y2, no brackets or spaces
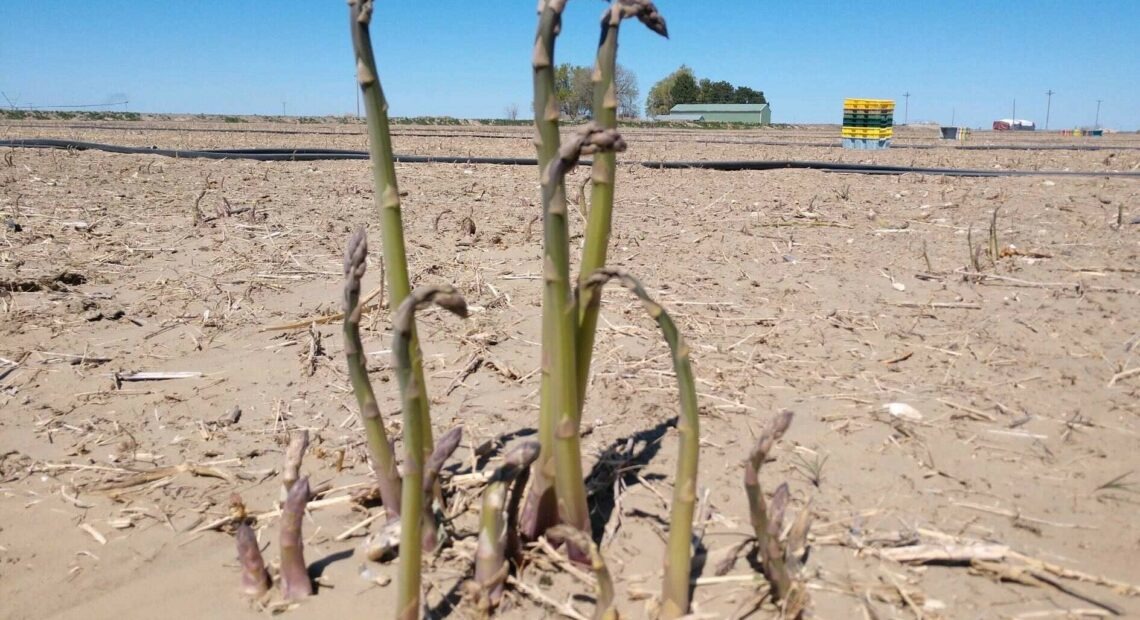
646,66,766,117
546,63,765,119
554,62,640,119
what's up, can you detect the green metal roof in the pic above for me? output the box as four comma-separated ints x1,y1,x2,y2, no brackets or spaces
669,103,769,113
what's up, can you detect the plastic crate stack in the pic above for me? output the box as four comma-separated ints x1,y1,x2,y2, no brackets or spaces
842,98,894,150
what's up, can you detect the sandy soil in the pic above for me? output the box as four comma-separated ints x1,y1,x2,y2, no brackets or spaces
1,121,1138,620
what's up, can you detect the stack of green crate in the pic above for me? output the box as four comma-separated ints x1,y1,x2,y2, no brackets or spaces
842,98,894,149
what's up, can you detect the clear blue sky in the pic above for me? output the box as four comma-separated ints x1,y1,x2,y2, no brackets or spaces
2,1,1137,130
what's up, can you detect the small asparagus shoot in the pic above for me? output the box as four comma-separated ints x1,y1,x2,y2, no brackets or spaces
344,226,402,515
744,410,803,606
745,410,793,551
473,441,542,613
579,267,698,618
279,477,313,601
422,425,463,552
235,522,270,599
392,285,468,620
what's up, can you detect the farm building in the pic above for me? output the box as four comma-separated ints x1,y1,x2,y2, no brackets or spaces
660,103,771,125
993,118,1036,131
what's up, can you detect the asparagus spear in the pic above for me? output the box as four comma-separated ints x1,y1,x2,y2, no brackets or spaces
348,0,435,458
579,267,697,618
343,226,402,514
391,285,468,620
279,477,312,601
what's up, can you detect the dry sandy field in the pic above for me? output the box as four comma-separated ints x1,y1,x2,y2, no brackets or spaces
1,120,1139,619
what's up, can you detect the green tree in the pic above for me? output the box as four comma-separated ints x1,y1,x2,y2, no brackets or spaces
699,80,735,104
648,65,768,115
555,62,639,119
669,70,699,105
732,86,766,104
646,65,695,116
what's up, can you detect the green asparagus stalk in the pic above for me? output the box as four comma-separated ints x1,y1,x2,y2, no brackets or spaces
522,0,575,542
344,227,402,515
548,525,617,620
392,285,468,620
577,0,668,407
348,0,435,457
578,267,697,618
421,425,463,552
543,124,629,544
279,477,312,601
473,441,542,613
235,522,270,598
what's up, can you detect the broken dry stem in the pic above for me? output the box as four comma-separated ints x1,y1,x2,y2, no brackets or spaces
581,267,697,619
343,227,402,514
392,285,468,620
349,0,434,458
280,429,308,504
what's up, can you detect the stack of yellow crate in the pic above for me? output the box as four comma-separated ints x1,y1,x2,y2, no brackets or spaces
842,98,894,149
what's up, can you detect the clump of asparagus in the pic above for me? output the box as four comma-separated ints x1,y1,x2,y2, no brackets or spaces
339,2,713,618
522,0,670,546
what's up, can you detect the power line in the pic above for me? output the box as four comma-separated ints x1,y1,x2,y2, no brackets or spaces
16,101,129,110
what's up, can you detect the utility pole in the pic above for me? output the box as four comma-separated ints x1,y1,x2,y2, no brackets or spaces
903,92,910,125
1095,99,1102,128
1012,98,1016,122
282,100,287,117
1045,89,1054,130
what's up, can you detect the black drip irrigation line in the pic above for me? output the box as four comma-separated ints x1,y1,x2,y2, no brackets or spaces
7,122,1140,152
3,138,1139,178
